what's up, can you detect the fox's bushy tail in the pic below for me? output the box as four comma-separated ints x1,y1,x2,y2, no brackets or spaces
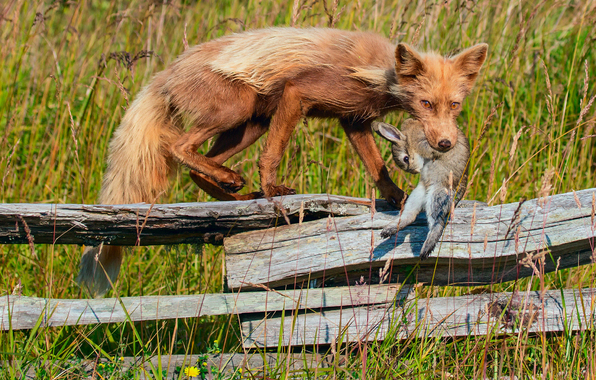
77,84,180,297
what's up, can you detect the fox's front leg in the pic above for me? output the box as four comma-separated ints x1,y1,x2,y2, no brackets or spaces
341,119,406,208
381,183,426,238
259,82,305,197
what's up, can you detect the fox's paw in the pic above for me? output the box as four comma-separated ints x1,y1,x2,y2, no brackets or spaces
262,184,296,198
379,184,407,209
380,224,398,239
217,169,246,193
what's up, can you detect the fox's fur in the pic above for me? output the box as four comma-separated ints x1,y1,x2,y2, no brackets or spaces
78,27,487,296
374,119,470,259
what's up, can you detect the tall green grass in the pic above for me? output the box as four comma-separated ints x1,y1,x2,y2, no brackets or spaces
1,0,595,378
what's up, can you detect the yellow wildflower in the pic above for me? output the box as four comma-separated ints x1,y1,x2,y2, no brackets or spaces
184,366,200,378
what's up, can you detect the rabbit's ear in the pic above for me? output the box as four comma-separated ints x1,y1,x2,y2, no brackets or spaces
372,122,405,143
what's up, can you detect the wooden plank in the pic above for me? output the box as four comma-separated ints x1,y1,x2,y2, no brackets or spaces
0,194,386,247
225,188,596,290
242,287,596,348
0,285,400,330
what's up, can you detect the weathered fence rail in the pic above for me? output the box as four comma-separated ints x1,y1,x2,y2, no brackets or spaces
226,188,596,290
242,287,596,348
1,189,595,352
0,194,387,246
1,285,401,330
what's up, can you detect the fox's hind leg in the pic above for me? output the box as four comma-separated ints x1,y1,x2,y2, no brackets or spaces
172,126,247,193
169,75,258,194
190,172,263,200
206,120,269,163
190,121,268,201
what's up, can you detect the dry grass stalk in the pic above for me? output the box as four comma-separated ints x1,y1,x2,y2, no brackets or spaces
468,203,478,257
410,12,426,47
1,139,19,195
508,126,526,169
576,95,595,127
291,0,316,27
561,129,577,164
463,167,479,200
323,0,345,28
16,215,37,260
486,158,496,204
514,224,521,254
508,1,544,64
499,178,508,204
505,197,527,239
520,249,543,276
470,202,478,236
66,102,84,184
379,258,392,284
93,73,130,107
592,192,595,230
463,146,488,200
581,60,589,107
541,59,556,124
538,168,555,206
573,190,582,209
183,22,189,51
472,102,503,155
580,118,594,153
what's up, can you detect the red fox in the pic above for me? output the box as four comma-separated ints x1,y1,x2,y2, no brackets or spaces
77,27,488,296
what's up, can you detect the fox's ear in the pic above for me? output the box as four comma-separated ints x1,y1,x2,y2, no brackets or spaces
373,122,405,143
452,43,488,84
395,43,426,80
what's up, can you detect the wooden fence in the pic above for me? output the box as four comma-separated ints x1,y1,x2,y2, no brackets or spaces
1,189,596,352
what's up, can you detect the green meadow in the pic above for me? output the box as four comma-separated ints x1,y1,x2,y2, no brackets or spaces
1,0,595,378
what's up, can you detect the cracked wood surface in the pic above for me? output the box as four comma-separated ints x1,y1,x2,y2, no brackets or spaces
0,194,389,246
225,188,596,290
0,285,400,330
242,287,596,348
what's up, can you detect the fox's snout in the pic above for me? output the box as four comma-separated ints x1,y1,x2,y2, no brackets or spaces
422,121,459,152
437,139,452,150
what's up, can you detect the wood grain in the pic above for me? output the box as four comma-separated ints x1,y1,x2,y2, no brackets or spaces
0,285,401,330
242,287,596,348
0,194,390,246
225,188,596,290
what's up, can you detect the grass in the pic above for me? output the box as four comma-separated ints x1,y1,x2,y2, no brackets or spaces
1,0,596,378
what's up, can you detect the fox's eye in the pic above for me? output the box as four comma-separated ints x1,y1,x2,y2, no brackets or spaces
421,100,432,109
451,102,460,110
403,156,409,164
